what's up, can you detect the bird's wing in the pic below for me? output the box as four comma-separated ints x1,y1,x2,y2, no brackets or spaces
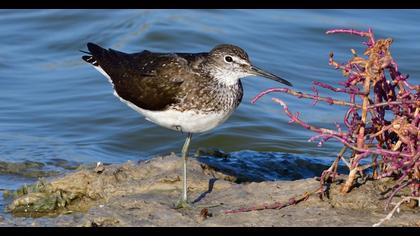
82,43,188,111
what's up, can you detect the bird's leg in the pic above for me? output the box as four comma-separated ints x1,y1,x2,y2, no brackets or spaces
175,132,192,209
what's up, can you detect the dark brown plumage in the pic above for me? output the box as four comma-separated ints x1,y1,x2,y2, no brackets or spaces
82,43,248,113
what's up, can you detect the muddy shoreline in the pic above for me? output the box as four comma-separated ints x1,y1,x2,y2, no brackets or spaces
1,154,419,227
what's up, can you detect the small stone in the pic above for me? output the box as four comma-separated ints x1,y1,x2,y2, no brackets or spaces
407,198,419,209
95,162,105,174
199,208,212,220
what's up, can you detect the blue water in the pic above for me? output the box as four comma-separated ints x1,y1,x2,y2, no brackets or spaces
0,9,419,215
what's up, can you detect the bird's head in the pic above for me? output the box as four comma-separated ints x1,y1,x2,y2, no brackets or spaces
206,44,292,87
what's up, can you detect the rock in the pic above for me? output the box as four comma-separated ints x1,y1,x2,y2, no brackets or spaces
3,154,419,226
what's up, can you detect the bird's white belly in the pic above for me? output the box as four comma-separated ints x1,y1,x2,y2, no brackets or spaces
118,94,234,133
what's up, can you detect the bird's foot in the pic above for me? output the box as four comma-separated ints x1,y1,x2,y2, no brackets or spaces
174,198,191,209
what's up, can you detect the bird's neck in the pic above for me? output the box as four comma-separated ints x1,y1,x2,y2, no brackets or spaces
209,68,242,87
199,61,241,87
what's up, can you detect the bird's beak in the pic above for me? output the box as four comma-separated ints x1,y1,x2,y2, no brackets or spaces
249,65,292,86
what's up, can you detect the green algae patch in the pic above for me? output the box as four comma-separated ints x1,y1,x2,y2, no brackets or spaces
5,169,104,217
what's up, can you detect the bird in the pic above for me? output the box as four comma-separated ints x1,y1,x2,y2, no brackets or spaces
81,42,292,208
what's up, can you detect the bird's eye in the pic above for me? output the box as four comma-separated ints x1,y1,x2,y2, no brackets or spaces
224,56,233,63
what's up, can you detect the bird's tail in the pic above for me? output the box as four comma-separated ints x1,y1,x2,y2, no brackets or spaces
80,42,110,67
